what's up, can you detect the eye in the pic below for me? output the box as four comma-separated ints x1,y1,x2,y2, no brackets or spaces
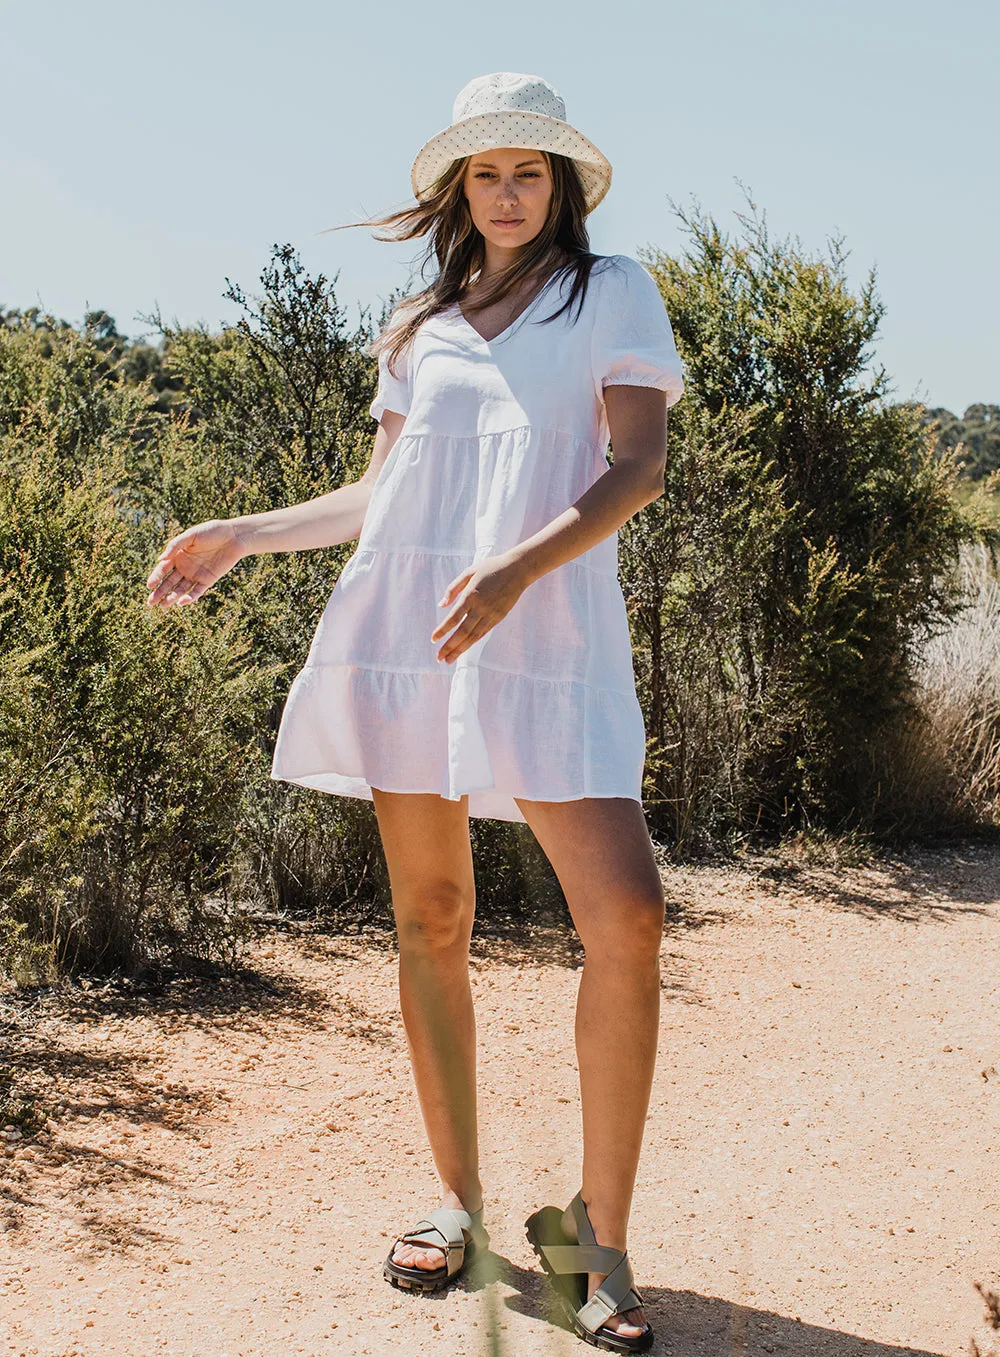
473,169,542,179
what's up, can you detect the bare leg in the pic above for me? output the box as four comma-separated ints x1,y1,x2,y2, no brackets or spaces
371,788,482,1273
514,795,665,1340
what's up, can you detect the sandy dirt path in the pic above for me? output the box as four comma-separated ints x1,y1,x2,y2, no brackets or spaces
1,844,999,1357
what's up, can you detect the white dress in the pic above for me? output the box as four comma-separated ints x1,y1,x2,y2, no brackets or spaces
270,253,685,824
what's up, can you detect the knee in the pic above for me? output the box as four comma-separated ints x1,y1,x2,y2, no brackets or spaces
394,881,475,955
579,885,665,965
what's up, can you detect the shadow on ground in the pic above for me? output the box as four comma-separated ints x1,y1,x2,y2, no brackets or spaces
737,841,1000,924
0,959,383,1253
470,1248,947,1356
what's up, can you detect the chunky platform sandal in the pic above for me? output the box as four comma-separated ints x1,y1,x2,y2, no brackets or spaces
525,1191,653,1353
383,1204,489,1293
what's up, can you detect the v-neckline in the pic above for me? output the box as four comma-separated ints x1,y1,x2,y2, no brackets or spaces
453,267,563,345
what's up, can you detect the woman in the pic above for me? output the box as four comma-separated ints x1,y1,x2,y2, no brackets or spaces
146,71,684,1354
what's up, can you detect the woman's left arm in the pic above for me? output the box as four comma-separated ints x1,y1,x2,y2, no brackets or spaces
431,386,667,663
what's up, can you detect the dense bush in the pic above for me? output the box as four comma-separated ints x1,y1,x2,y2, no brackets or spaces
618,201,995,847
0,315,271,982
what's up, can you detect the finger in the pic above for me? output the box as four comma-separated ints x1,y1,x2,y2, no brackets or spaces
147,569,183,603
174,579,210,605
430,595,471,642
435,612,474,660
438,570,472,609
148,536,186,574
441,620,491,663
148,569,189,608
146,578,173,608
162,585,191,607
146,558,177,589
438,614,492,663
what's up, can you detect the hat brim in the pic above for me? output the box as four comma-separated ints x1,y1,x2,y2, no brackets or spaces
410,110,612,215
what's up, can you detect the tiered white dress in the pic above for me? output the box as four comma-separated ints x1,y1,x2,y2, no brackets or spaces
270,253,685,824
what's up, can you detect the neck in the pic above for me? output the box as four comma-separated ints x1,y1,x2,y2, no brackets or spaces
479,241,523,283
478,242,562,286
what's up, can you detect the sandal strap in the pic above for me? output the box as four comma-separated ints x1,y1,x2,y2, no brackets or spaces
576,1253,644,1335
537,1241,625,1275
396,1206,487,1277
559,1192,645,1335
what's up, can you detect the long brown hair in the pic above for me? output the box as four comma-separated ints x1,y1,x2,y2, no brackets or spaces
329,151,605,379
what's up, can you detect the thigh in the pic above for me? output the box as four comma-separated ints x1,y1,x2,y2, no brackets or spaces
512,796,665,944
370,787,476,905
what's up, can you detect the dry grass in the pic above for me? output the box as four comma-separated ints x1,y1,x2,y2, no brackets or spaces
896,543,1000,831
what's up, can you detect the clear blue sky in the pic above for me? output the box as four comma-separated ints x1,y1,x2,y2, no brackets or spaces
2,0,996,415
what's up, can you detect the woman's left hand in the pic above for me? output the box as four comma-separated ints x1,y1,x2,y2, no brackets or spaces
431,551,531,664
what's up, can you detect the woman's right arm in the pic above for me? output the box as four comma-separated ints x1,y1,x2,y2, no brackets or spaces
146,409,407,608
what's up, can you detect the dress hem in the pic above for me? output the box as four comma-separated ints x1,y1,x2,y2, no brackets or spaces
269,767,643,826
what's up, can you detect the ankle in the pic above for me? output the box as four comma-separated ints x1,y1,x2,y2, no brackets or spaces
575,1194,628,1253
440,1183,483,1216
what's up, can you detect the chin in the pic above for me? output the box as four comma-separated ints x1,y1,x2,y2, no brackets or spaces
489,228,537,248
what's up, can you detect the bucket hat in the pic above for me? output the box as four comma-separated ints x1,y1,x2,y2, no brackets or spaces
410,72,612,215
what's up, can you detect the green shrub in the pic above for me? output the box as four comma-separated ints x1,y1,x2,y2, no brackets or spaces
620,199,992,845
0,252,394,981
0,434,267,979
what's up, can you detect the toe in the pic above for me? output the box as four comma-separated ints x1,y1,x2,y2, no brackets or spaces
604,1308,648,1338
415,1247,446,1270
392,1240,445,1271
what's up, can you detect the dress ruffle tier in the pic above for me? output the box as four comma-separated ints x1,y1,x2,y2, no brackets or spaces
271,255,685,823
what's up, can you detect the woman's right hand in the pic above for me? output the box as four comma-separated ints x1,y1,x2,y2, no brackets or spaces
145,519,247,608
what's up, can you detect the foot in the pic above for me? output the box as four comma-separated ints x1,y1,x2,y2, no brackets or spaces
561,1202,649,1341
585,1270,648,1340
390,1194,483,1273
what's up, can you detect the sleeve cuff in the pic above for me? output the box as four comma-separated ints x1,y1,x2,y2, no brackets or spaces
602,371,685,407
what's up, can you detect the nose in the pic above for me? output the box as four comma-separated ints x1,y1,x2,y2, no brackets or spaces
495,176,519,206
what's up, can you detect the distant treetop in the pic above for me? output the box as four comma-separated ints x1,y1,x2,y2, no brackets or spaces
922,403,1000,480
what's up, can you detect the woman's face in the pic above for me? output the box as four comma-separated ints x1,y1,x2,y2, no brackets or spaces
462,147,553,253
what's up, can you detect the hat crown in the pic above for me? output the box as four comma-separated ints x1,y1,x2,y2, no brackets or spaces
452,72,567,125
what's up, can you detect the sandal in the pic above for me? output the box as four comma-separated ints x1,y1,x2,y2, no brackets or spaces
383,1203,489,1292
525,1191,653,1353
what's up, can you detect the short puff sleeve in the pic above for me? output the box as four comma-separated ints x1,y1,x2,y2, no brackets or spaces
368,333,411,423
591,255,685,407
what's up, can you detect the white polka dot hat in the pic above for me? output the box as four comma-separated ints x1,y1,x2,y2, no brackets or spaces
410,72,613,215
